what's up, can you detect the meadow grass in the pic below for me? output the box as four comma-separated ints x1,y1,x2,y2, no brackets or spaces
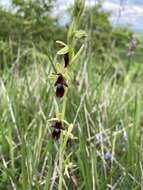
0,43,143,189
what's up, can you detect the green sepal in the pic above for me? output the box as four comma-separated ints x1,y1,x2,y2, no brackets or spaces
56,40,67,47
57,45,69,55
71,44,85,64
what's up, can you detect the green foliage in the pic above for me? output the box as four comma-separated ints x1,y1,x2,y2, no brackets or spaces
80,4,133,64
0,1,133,69
0,42,143,189
0,1,143,189
11,0,63,44
0,0,65,69
112,27,132,47
1,1,64,43
81,4,113,56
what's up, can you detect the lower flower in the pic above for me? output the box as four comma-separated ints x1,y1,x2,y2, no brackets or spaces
50,121,64,140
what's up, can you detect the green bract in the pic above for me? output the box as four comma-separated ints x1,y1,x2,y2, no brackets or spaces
74,30,88,39
56,40,67,47
57,45,69,55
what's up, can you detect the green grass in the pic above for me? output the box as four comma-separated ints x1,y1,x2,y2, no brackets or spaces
0,44,143,190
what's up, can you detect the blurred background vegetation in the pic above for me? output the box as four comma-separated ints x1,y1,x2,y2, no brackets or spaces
0,0,135,70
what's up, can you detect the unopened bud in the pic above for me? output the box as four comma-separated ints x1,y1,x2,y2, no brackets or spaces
73,0,85,18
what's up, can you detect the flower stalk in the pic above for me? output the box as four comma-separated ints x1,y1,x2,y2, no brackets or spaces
49,0,86,189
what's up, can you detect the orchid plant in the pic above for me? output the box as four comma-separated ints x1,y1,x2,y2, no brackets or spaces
48,0,87,189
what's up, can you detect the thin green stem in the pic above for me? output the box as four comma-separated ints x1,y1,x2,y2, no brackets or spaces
58,134,64,190
57,1,85,189
62,89,68,120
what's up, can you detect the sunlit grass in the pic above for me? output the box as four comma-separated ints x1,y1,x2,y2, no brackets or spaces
0,42,143,189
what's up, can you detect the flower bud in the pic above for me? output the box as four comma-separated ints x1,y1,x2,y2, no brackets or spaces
64,53,69,67
73,0,85,18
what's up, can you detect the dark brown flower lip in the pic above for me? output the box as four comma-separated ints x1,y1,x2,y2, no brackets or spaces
64,53,69,68
54,74,68,98
50,121,64,140
55,74,68,87
56,84,65,98
51,121,64,130
52,129,61,140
